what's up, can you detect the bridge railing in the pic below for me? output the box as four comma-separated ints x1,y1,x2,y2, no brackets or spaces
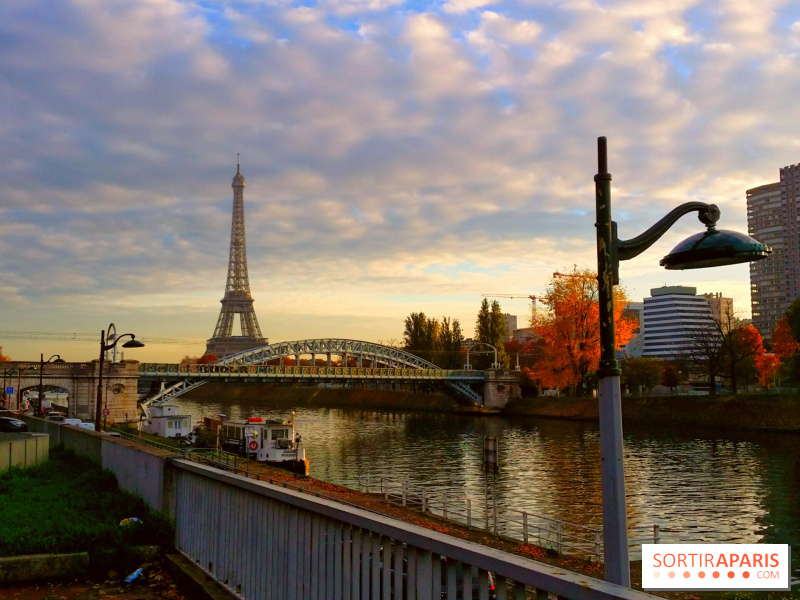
172,459,657,600
139,363,486,380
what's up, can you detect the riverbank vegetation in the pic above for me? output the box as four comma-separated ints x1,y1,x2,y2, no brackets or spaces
0,448,173,558
503,394,800,432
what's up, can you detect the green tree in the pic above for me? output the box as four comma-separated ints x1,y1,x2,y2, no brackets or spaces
785,297,800,342
436,317,464,369
473,299,509,369
621,358,662,396
403,312,464,368
661,363,680,394
403,312,436,363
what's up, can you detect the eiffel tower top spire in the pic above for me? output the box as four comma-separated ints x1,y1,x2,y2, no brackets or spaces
205,160,267,358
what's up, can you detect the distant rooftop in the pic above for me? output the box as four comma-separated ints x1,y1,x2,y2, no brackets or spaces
650,285,697,296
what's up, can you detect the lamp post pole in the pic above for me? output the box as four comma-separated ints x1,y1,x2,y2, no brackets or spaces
95,325,144,431
594,137,630,587
36,354,64,417
592,136,770,586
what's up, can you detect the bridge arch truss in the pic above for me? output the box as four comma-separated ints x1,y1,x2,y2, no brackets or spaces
141,339,484,409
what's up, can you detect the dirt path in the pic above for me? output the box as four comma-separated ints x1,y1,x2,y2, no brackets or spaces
0,558,186,600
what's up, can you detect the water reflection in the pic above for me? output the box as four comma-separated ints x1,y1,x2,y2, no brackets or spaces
171,396,799,560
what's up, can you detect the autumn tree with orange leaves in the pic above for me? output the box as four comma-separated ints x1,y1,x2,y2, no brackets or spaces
755,352,780,389
533,267,636,396
771,316,800,385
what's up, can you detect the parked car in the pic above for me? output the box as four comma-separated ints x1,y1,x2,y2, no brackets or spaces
63,418,82,426
77,422,95,431
0,417,28,432
46,413,65,422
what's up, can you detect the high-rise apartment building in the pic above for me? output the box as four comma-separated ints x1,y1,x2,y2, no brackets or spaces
642,286,717,359
503,314,517,342
747,168,800,346
703,293,734,334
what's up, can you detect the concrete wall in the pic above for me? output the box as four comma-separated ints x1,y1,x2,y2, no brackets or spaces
19,416,178,514
0,433,49,472
483,370,522,409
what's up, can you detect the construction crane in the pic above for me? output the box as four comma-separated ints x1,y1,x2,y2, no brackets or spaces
481,293,540,311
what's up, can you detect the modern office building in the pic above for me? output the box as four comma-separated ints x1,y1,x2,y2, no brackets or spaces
747,169,800,346
621,302,644,358
642,286,718,359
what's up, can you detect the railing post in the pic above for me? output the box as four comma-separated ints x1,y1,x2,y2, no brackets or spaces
467,498,472,528
556,521,563,555
594,529,602,561
493,498,498,535
523,512,529,545
654,523,660,544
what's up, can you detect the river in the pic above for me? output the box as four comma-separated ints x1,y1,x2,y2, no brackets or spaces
169,395,800,566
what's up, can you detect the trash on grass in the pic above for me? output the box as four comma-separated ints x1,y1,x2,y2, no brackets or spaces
124,568,143,583
119,517,143,526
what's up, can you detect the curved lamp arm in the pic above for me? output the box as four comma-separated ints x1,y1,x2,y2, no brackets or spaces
610,202,720,283
102,333,137,352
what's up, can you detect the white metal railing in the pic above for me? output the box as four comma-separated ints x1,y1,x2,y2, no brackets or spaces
364,476,662,562
172,459,659,600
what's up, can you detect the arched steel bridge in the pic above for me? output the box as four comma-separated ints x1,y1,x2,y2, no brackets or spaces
139,339,486,411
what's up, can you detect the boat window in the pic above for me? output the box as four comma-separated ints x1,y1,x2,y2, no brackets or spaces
168,421,173,429
271,429,289,440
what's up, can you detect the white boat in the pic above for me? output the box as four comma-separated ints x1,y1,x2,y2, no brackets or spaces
141,405,192,439
202,414,309,475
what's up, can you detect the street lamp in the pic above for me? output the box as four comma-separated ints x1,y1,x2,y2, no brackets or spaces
14,365,36,412
465,342,499,370
95,323,144,431
513,345,544,371
593,136,770,586
37,354,65,417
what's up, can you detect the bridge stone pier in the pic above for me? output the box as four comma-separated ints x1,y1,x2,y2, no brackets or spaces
482,369,522,410
2,360,140,423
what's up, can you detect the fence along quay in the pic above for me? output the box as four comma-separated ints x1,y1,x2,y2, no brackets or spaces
372,477,660,562
24,419,657,600
172,458,659,600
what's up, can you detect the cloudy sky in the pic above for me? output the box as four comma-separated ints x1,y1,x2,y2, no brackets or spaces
2,0,799,363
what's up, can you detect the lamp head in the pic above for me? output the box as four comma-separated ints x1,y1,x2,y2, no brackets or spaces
660,227,771,270
122,337,145,349
53,357,66,363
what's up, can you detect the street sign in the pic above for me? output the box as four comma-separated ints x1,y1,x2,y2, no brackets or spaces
244,426,254,438
248,440,258,451
102,408,110,417
5,387,13,394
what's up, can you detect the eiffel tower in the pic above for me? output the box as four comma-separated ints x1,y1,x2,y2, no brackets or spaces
205,159,267,358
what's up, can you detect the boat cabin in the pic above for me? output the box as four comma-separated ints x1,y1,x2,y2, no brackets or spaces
207,416,305,465
142,405,192,438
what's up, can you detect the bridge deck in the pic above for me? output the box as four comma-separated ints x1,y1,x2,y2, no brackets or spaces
139,363,486,382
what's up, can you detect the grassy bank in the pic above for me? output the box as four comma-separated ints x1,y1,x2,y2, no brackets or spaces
503,394,800,432
0,448,173,558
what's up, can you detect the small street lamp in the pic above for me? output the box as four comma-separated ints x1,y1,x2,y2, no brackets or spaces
593,137,770,586
14,364,38,413
465,342,499,370
513,345,544,371
95,323,144,431
37,354,65,417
